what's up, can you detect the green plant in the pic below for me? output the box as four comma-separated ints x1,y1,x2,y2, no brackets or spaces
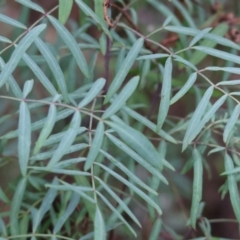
1,0,240,239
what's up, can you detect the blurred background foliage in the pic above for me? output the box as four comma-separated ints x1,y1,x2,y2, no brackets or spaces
1,0,240,239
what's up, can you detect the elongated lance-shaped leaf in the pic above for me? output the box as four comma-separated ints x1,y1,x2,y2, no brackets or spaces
165,24,240,50
157,58,172,131
34,37,69,102
187,95,227,145
173,55,198,71
18,102,31,176
100,149,157,194
0,35,11,43
43,127,86,146
94,0,105,22
171,73,197,105
105,38,144,103
94,207,106,240
204,66,240,75
0,13,27,29
224,105,240,143
75,0,111,39
15,0,44,13
216,80,240,86
78,78,106,108
84,121,104,171
137,53,169,60
59,0,73,24
96,191,136,237
224,153,240,223
149,218,162,240
106,119,163,170
47,111,81,167
23,79,34,98
182,86,214,151
33,103,57,155
96,177,141,228
53,192,80,233
193,46,240,65
10,178,27,236
103,76,139,119
96,163,162,215
22,53,58,96
123,106,177,144
48,15,90,77
33,178,58,232
189,28,212,47
0,24,46,88
190,148,203,229
0,57,22,98
105,133,168,184
31,143,88,161
208,146,225,156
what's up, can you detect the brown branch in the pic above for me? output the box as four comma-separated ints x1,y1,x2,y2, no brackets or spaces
111,3,158,53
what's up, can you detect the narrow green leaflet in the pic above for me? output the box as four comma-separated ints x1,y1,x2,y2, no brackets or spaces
15,0,44,13
59,0,73,24
149,218,162,240
182,86,214,151
100,149,157,194
18,102,31,177
0,186,9,203
48,16,90,78
76,0,111,38
78,78,106,108
123,106,177,144
164,23,240,50
224,153,240,223
189,28,212,47
193,46,240,65
173,55,198,71
97,163,162,214
0,217,7,236
208,146,225,156
0,24,46,88
47,111,81,167
190,23,229,65
0,36,11,43
35,37,69,102
188,95,227,144
190,148,203,229
22,53,58,97
103,76,139,119
105,38,144,103
171,72,197,105
204,66,240,75
163,16,172,27
106,119,163,170
23,79,34,98
95,177,141,227
10,178,27,235
33,103,57,155
223,105,240,143
96,191,136,237
94,207,106,240
137,53,169,60
0,57,22,98
157,57,172,131
53,193,80,233
31,143,88,161
171,0,196,28
105,133,168,184
0,13,26,29
94,0,105,22
33,178,58,232
43,127,86,146
84,121,104,171
216,80,240,86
